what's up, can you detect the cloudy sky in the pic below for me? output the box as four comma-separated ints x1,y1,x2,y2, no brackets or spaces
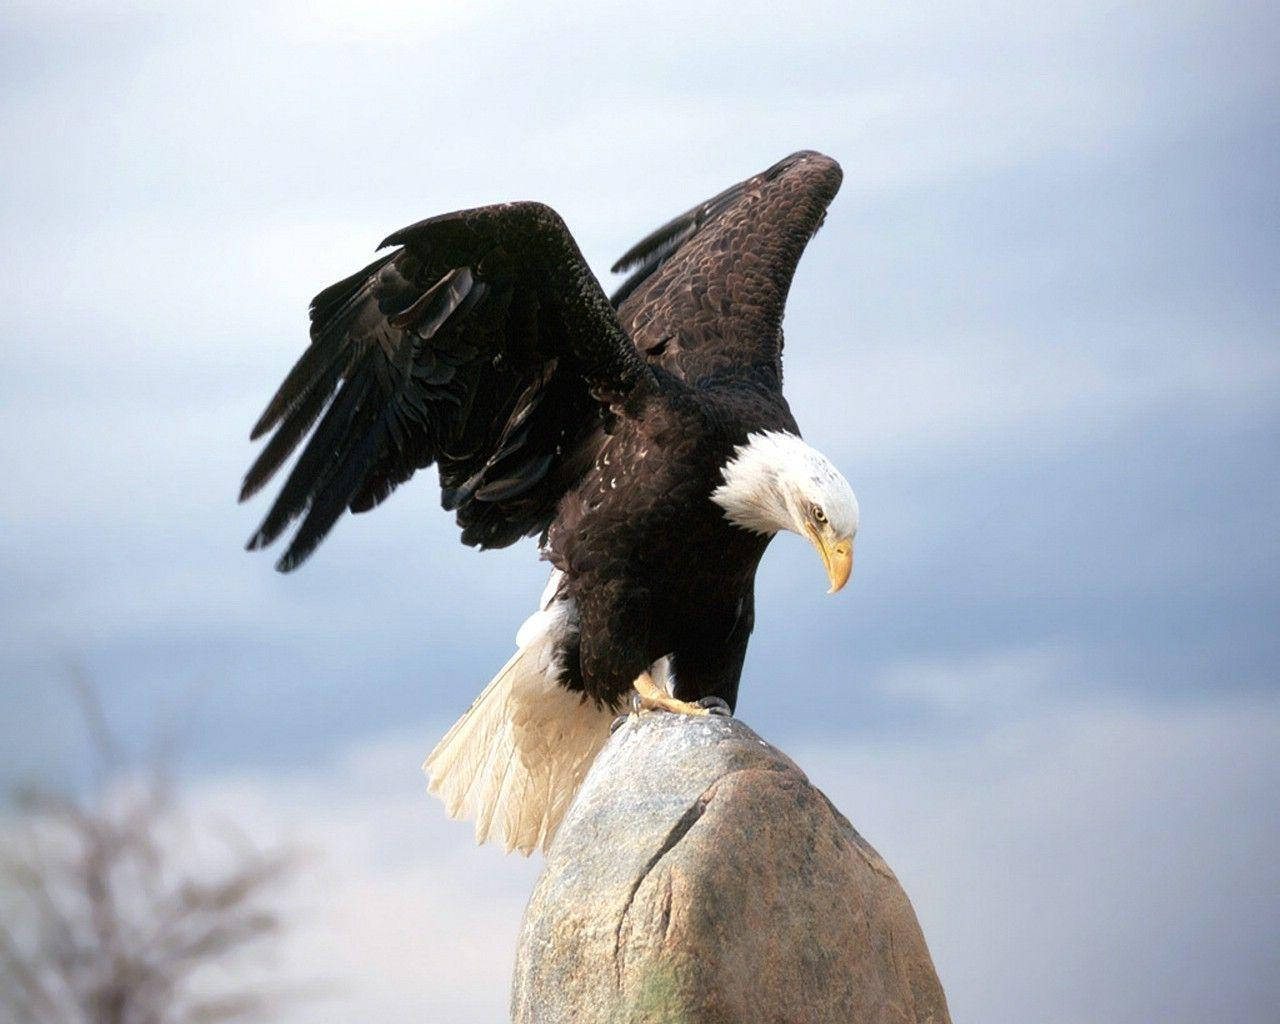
2,1,1277,1020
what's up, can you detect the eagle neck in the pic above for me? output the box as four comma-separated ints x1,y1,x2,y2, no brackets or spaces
709,430,803,536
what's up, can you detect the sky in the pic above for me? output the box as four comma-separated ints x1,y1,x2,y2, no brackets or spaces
1,1,1277,1021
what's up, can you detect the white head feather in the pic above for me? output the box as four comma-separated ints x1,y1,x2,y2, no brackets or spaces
711,431,859,539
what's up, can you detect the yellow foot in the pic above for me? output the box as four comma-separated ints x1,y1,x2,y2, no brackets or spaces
632,672,710,715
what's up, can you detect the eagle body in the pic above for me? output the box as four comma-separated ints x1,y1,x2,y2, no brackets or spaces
242,151,859,852
546,367,796,711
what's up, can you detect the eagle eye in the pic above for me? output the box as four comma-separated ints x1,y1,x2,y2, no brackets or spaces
811,504,826,524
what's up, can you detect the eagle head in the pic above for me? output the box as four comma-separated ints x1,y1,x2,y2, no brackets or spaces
711,431,859,593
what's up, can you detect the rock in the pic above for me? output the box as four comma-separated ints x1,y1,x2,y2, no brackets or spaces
511,712,951,1024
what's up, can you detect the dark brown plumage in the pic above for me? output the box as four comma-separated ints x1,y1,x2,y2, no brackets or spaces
242,151,843,711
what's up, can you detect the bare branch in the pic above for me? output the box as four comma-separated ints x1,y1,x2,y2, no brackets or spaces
0,678,300,1024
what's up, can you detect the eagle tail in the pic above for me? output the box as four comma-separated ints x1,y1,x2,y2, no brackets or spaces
423,588,616,855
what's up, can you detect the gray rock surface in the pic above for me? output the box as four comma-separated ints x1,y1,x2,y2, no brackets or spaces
511,712,951,1024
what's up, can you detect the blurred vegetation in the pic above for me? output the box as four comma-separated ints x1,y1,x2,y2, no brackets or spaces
0,678,298,1024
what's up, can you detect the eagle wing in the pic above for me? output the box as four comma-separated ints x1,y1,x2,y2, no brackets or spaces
611,151,843,384
241,202,654,571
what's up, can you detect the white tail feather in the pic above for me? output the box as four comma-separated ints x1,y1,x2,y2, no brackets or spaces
423,588,617,855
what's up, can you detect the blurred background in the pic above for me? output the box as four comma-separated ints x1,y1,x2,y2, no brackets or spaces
2,1,1277,1020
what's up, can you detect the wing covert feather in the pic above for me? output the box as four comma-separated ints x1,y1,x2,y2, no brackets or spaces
612,151,843,384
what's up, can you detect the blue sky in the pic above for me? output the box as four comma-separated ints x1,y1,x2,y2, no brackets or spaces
2,1,1277,1021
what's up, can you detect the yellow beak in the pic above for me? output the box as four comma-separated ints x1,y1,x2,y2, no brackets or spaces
806,527,854,594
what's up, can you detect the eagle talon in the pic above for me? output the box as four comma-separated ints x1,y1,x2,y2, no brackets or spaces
610,713,629,733
631,672,711,715
696,696,732,717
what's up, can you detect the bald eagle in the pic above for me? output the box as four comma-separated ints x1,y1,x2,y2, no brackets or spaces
241,151,858,853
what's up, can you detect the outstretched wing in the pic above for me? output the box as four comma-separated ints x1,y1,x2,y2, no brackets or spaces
241,202,654,571
611,150,842,385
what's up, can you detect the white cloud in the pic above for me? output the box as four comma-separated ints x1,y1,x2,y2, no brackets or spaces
180,728,542,1022
801,697,1280,1024
870,642,1071,712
